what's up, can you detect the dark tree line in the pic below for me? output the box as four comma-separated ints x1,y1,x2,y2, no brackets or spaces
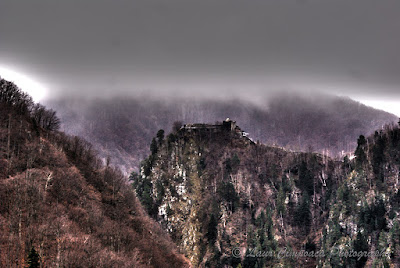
31,103,60,131
0,78,33,115
1,77,60,131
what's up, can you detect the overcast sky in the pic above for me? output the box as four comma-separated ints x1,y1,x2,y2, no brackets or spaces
0,0,399,115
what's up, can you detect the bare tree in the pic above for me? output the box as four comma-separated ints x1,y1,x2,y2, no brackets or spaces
31,104,61,131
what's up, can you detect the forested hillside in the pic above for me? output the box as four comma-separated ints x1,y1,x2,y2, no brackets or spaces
133,120,340,267
319,123,400,267
0,78,190,267
48,93,397,173
133,119,400,267
3,74,400,267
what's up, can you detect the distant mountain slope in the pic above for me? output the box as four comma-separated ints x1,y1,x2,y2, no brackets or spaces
47,93,397,173
0,78,190,267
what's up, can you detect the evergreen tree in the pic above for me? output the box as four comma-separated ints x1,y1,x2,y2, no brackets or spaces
150,137,158,155
231,153,241,173
141,157,153,177
243,249,257,268
167,133,176,144
131,171,155,215
27,246,40,268
255,211,266,228
294,192,311,234
373,197,387,231
342,155,352,175
355,135,367,170
207,214,218,244
378,231,389,253
359,202,373,232
156,129,165,144
155,180,165,206
217,181,239,212
390,220,400,262
352,231,368,268
224,157,232,174
281,175,291,194
372,132,386,182
276,186,286,216
265,209,274,241
298,161,314,196
360,197,387,232
197,157,207,176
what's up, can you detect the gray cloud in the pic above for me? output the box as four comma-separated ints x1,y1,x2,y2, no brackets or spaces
0,0,399,101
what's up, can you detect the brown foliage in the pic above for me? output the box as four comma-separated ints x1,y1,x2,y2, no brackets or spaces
0,79,191,267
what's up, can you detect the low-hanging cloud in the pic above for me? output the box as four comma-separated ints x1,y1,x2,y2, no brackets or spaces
0,0,399,104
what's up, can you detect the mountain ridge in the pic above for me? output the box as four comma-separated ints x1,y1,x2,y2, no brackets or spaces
46,93,397,174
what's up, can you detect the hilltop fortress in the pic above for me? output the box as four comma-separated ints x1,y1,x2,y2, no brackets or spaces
179,118,254,144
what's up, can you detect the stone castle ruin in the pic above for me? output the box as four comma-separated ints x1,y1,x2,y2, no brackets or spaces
179,118,253,143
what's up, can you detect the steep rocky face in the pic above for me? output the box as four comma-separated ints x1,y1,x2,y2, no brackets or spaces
134,120,400,267
133,121,342,267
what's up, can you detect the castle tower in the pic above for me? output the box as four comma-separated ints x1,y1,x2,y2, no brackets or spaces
222,118,236,131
